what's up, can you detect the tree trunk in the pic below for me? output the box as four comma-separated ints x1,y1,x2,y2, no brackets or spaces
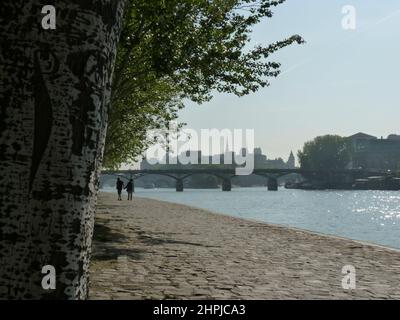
0,0,126,299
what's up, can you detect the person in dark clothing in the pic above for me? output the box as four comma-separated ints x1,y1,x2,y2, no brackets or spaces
125,179,134,201
116,178,124,201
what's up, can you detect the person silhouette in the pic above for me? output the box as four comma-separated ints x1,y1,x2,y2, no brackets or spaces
116,178,124,201
125,179,134,201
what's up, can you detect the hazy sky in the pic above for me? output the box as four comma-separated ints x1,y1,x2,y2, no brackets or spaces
178,0,400,161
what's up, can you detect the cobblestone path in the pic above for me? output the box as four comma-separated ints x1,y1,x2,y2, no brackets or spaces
89,193,400,299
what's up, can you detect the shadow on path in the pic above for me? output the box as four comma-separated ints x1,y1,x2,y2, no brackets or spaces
92,222,147,261
137,231,219,248
91,219,219,263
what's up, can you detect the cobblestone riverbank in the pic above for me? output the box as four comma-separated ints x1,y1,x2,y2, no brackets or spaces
89,192,400,299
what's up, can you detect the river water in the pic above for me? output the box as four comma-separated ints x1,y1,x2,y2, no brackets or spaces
102,187,400,249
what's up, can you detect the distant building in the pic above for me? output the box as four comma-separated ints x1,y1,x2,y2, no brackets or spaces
287,151,296,169
348,132,400,172
254,149,267,168
140,157,153,170
388,134,400,141
140,148,296,170
254,148,263,156
253,148,296,169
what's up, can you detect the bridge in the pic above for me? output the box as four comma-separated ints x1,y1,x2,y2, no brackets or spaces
101,168,392,192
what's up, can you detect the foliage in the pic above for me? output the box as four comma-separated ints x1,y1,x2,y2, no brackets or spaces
104,0,304,168
298,135,352,171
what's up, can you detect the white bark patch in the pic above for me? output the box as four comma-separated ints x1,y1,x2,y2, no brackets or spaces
0,0,126,299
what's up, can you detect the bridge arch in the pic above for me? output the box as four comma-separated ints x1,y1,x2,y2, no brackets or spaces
132,172,181,181
179,172,234,181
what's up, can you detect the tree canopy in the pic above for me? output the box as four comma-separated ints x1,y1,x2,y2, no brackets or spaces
298,135,352,171
104,0,304,168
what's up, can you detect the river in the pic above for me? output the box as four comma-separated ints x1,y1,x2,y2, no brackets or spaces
101,187,400,250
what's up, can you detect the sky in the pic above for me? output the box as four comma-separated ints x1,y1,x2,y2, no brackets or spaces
177,0,400,161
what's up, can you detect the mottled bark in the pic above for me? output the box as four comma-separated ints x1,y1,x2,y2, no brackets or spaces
0,0,125,299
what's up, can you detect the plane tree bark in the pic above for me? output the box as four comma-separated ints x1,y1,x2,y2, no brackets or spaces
0,0,126,299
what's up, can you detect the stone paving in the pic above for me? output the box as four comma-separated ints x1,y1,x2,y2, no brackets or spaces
89,192,400,299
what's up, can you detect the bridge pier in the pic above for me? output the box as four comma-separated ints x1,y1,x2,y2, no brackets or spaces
222,178,232,192
268,177,278,191
176,179,184,192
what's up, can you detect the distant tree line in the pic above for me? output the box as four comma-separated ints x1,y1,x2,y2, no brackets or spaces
298,134,400,172
298,135,352,171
